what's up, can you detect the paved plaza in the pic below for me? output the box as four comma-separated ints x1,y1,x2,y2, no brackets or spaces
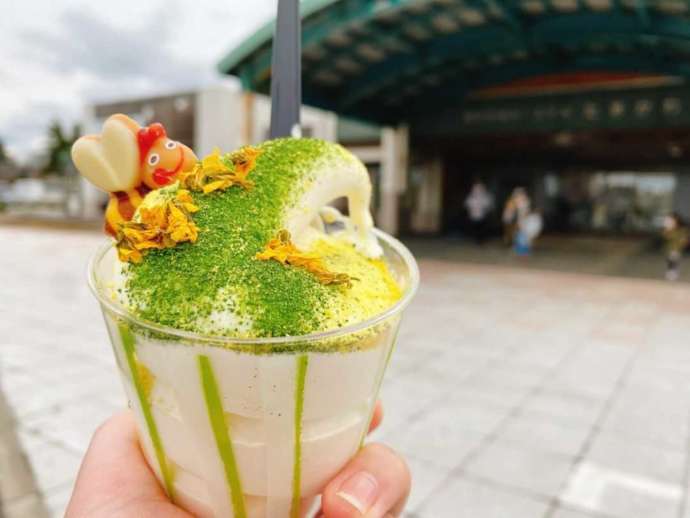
407,235,690,284
3,225,690,518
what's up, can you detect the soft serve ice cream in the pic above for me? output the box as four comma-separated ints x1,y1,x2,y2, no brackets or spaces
75,115,417,518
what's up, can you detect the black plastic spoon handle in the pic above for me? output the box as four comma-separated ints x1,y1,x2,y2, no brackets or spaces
269,0,301,139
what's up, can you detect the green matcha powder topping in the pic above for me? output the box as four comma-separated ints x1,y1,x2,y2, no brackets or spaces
125,138,346,337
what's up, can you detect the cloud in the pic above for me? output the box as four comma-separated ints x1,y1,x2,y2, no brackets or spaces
3,0,276,161
6,2,219,161
20,3,212,91
1,100,82,161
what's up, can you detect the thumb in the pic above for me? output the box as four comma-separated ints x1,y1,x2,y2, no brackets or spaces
320,443,411,518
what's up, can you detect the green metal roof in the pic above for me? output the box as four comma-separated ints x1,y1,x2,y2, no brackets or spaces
219,0,690,124
218,0,341,73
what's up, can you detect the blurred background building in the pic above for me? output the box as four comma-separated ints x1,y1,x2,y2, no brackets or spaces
6,0,690,244
217,0,690,239
6,3,690,518
81,84,400,226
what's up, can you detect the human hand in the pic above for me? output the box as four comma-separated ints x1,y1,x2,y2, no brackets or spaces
66,404,410,518
65,410,191,518
318,403,411,518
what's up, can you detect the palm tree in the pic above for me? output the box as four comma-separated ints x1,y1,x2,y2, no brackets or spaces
0,138,20,182
0,138,8,164
43,121,81,175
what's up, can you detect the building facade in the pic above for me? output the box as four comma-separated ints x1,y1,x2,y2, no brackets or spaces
218,0,690,237
81,83,410,232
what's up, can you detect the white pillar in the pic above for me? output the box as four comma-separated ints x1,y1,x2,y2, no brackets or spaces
321,112,338,143
195,82,243,156
674,171,690,222
377,125,409,235
411,158,443,234
79,178,104,220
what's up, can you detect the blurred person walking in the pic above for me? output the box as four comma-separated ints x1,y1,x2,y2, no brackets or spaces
662,213,689,281
502,187,530,246
515,208,543,256
464,180,493,244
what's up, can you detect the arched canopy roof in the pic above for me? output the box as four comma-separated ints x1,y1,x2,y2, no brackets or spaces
219,0,690,124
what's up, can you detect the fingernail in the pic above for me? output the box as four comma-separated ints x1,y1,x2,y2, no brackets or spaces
336,471,379,514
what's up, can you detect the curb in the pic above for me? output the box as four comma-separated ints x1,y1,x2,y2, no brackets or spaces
0,382,49,518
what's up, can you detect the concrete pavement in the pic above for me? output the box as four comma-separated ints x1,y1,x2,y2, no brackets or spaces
3,225,690,518
407,235,690,284
0,382,49,518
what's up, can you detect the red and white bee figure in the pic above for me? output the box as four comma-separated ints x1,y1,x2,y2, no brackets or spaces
72,114,198,235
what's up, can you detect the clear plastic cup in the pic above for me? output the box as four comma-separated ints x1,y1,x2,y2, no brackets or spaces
89,229,419,518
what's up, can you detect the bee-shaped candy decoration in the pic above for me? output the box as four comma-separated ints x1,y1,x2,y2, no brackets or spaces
71,114,198,235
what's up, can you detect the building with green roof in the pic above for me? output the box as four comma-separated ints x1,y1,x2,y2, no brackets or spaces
219,1,690,236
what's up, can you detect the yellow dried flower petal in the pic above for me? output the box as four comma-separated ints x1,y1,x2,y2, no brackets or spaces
255,230,353,287
139,206,167,228
176,190,194,203
175,190,199,212
202,180,230,194
135,240,165,251
181,147,260,194
117,246,143,263
202,147,226,172
115,189,200,263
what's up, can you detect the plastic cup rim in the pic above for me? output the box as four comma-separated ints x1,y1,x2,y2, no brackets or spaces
87,228,419,346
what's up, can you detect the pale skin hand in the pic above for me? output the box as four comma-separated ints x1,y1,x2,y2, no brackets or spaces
66,402,410,518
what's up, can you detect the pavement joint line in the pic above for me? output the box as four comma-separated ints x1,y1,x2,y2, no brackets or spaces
675,410,690,518
458,471,630,518
413,467,616,518
0,384,50,518
557,415,686,454
586,421,688,455
393,307,528,429
15,386,128,416
553,501,621,518
406,237,690,285
543,344,642,518
457,470,556,505
459,338,585,465
414,334,584,515
36,481,74,499
9,230,690,518
392,349,444,378
492,395,690,457
18,426,86,459
393,326,494,371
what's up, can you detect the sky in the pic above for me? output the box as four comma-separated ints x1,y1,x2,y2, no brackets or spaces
1,0,278,162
